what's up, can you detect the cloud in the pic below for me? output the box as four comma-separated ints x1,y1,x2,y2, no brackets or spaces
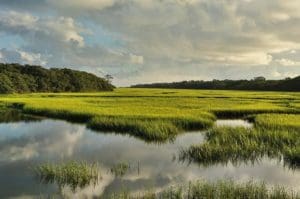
48,0,116,11
0,48,47,65
0,10,143,79
0,11,37,30
0,120,85,162
275,58,299,66
0,0,299,85
0,48,23,63
130,54,144,65
17,50,47,65
0,11,86,48
43,17,86,47
271,70,298,79
87,0,300,66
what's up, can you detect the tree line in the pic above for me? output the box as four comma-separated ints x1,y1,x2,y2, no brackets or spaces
0,63,114,93
131,76,300,91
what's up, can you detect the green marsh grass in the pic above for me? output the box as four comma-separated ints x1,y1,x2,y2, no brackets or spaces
0,108,41,123
34,161,100,191
181,126,300,166
182,112,300,167
87,116,214,142
284,147,300,169
88,117,179,141
255,114,300,131
108,180,299,199
0,88,299,141
0,89,299,197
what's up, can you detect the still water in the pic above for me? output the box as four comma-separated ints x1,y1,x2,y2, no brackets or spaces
215,119,253,128
0,118,299,198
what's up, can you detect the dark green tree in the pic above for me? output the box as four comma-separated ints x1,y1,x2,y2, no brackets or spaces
0,63,115,93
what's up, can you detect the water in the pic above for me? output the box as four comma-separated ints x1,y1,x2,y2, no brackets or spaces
215,119,253,128
0,118,299,198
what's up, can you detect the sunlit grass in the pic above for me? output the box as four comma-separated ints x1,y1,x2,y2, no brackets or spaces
0,88,299,141
255,114,300,130
0,88,299,197
181,126,300,166
88,117,180,141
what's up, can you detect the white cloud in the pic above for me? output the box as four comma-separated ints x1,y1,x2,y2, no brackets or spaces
0,48,47,65
43,17,86,47
17,50,47,65
270,12,290,22
271,70,298,79
271,71,282,78
0,11,86,48
0,0,300,85
204,53,272,65
0,10,37,29
275,58,300,66
130,54,144,64
48,0,116,11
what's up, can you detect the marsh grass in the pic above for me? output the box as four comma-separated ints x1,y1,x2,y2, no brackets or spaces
0,108,41,123
23,106,92,123
0,88,299,142
255,114,300,131
88,114,214,142
0,89,299,197
186,180,299,199
206,127,298,149
284,147,300,169
34,161,100,191
3,100,215,142
180,126,300,166
88,117,180,141
108,180,300,199
214,109,299,118
110,162,130,177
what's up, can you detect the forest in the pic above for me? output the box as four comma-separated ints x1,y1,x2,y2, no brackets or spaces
132,76,300,91
0,63,114,93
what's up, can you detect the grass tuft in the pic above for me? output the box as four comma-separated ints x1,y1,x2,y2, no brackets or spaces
255,114,300,131
88,117,180,142
108,180,300,199
284,147,300,169
181,126,300,166
34,161,100,191
110,162,130,177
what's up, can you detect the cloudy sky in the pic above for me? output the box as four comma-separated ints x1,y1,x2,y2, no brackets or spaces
0,0,299,86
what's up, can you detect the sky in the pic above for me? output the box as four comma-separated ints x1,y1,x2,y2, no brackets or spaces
0,0,299,86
